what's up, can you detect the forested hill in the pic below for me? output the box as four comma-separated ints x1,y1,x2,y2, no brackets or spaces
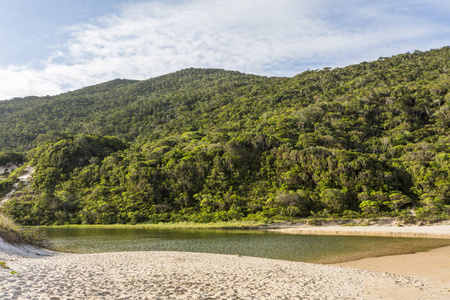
0,47,449,225
0,69,276,151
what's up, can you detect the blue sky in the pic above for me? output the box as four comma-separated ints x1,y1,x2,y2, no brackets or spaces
0,0,449,100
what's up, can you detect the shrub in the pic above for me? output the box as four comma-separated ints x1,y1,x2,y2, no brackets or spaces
0,215,49,248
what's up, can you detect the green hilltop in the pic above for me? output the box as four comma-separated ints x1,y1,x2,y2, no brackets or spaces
0,47,449,225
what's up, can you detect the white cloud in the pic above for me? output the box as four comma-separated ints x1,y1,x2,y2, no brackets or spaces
1,0,449,100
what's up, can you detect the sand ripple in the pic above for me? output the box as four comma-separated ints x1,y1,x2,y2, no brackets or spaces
1,251,445,299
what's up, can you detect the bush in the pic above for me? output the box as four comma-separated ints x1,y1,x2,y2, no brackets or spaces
0,215,49,247
19,228,50,248
0,151,24,165
0,215,18,232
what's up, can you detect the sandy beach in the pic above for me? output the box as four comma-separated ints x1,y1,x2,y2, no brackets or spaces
271,223,450,238
1,224,449,299
2,250,448,300
335,245,450,298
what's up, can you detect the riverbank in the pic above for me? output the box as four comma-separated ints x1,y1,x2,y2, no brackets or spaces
33,218,450,231
271,223,450,238
1,223,449,299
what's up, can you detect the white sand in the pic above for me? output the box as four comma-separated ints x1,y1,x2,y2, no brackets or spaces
1,165,34,205
0,164,19,175
272,224,450,238
1,251,447,300
1,224,449,299
0,237,53,260
335,245,450,293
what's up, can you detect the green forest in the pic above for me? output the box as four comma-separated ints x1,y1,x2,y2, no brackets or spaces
0,47,449,225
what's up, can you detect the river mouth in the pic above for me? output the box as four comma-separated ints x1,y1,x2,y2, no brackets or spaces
36,227,450,264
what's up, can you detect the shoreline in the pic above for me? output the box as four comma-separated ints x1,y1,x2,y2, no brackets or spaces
271,223,450,265
334,245,450,299
1,224,449,299
335,244,450,280
269,224,450,239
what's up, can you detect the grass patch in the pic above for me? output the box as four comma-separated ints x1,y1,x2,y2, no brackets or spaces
17,217,450,232
37,220,270,230
341,221,371,226
0,215,19,232
0,215,49,247
0,261,9,269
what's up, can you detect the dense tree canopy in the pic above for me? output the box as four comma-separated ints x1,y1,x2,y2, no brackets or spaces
0,47,449,224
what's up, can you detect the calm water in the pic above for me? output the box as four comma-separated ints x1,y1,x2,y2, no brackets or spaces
39,227,450,264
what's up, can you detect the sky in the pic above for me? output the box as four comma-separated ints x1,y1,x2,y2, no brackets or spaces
0,0,449,100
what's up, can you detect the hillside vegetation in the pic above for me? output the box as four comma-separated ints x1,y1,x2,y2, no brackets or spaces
0,47,449,225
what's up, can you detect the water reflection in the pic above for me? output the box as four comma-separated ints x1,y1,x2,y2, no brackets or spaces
39,227,450,264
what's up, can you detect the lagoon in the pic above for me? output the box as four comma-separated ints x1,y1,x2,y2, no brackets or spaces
39,227,450,263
